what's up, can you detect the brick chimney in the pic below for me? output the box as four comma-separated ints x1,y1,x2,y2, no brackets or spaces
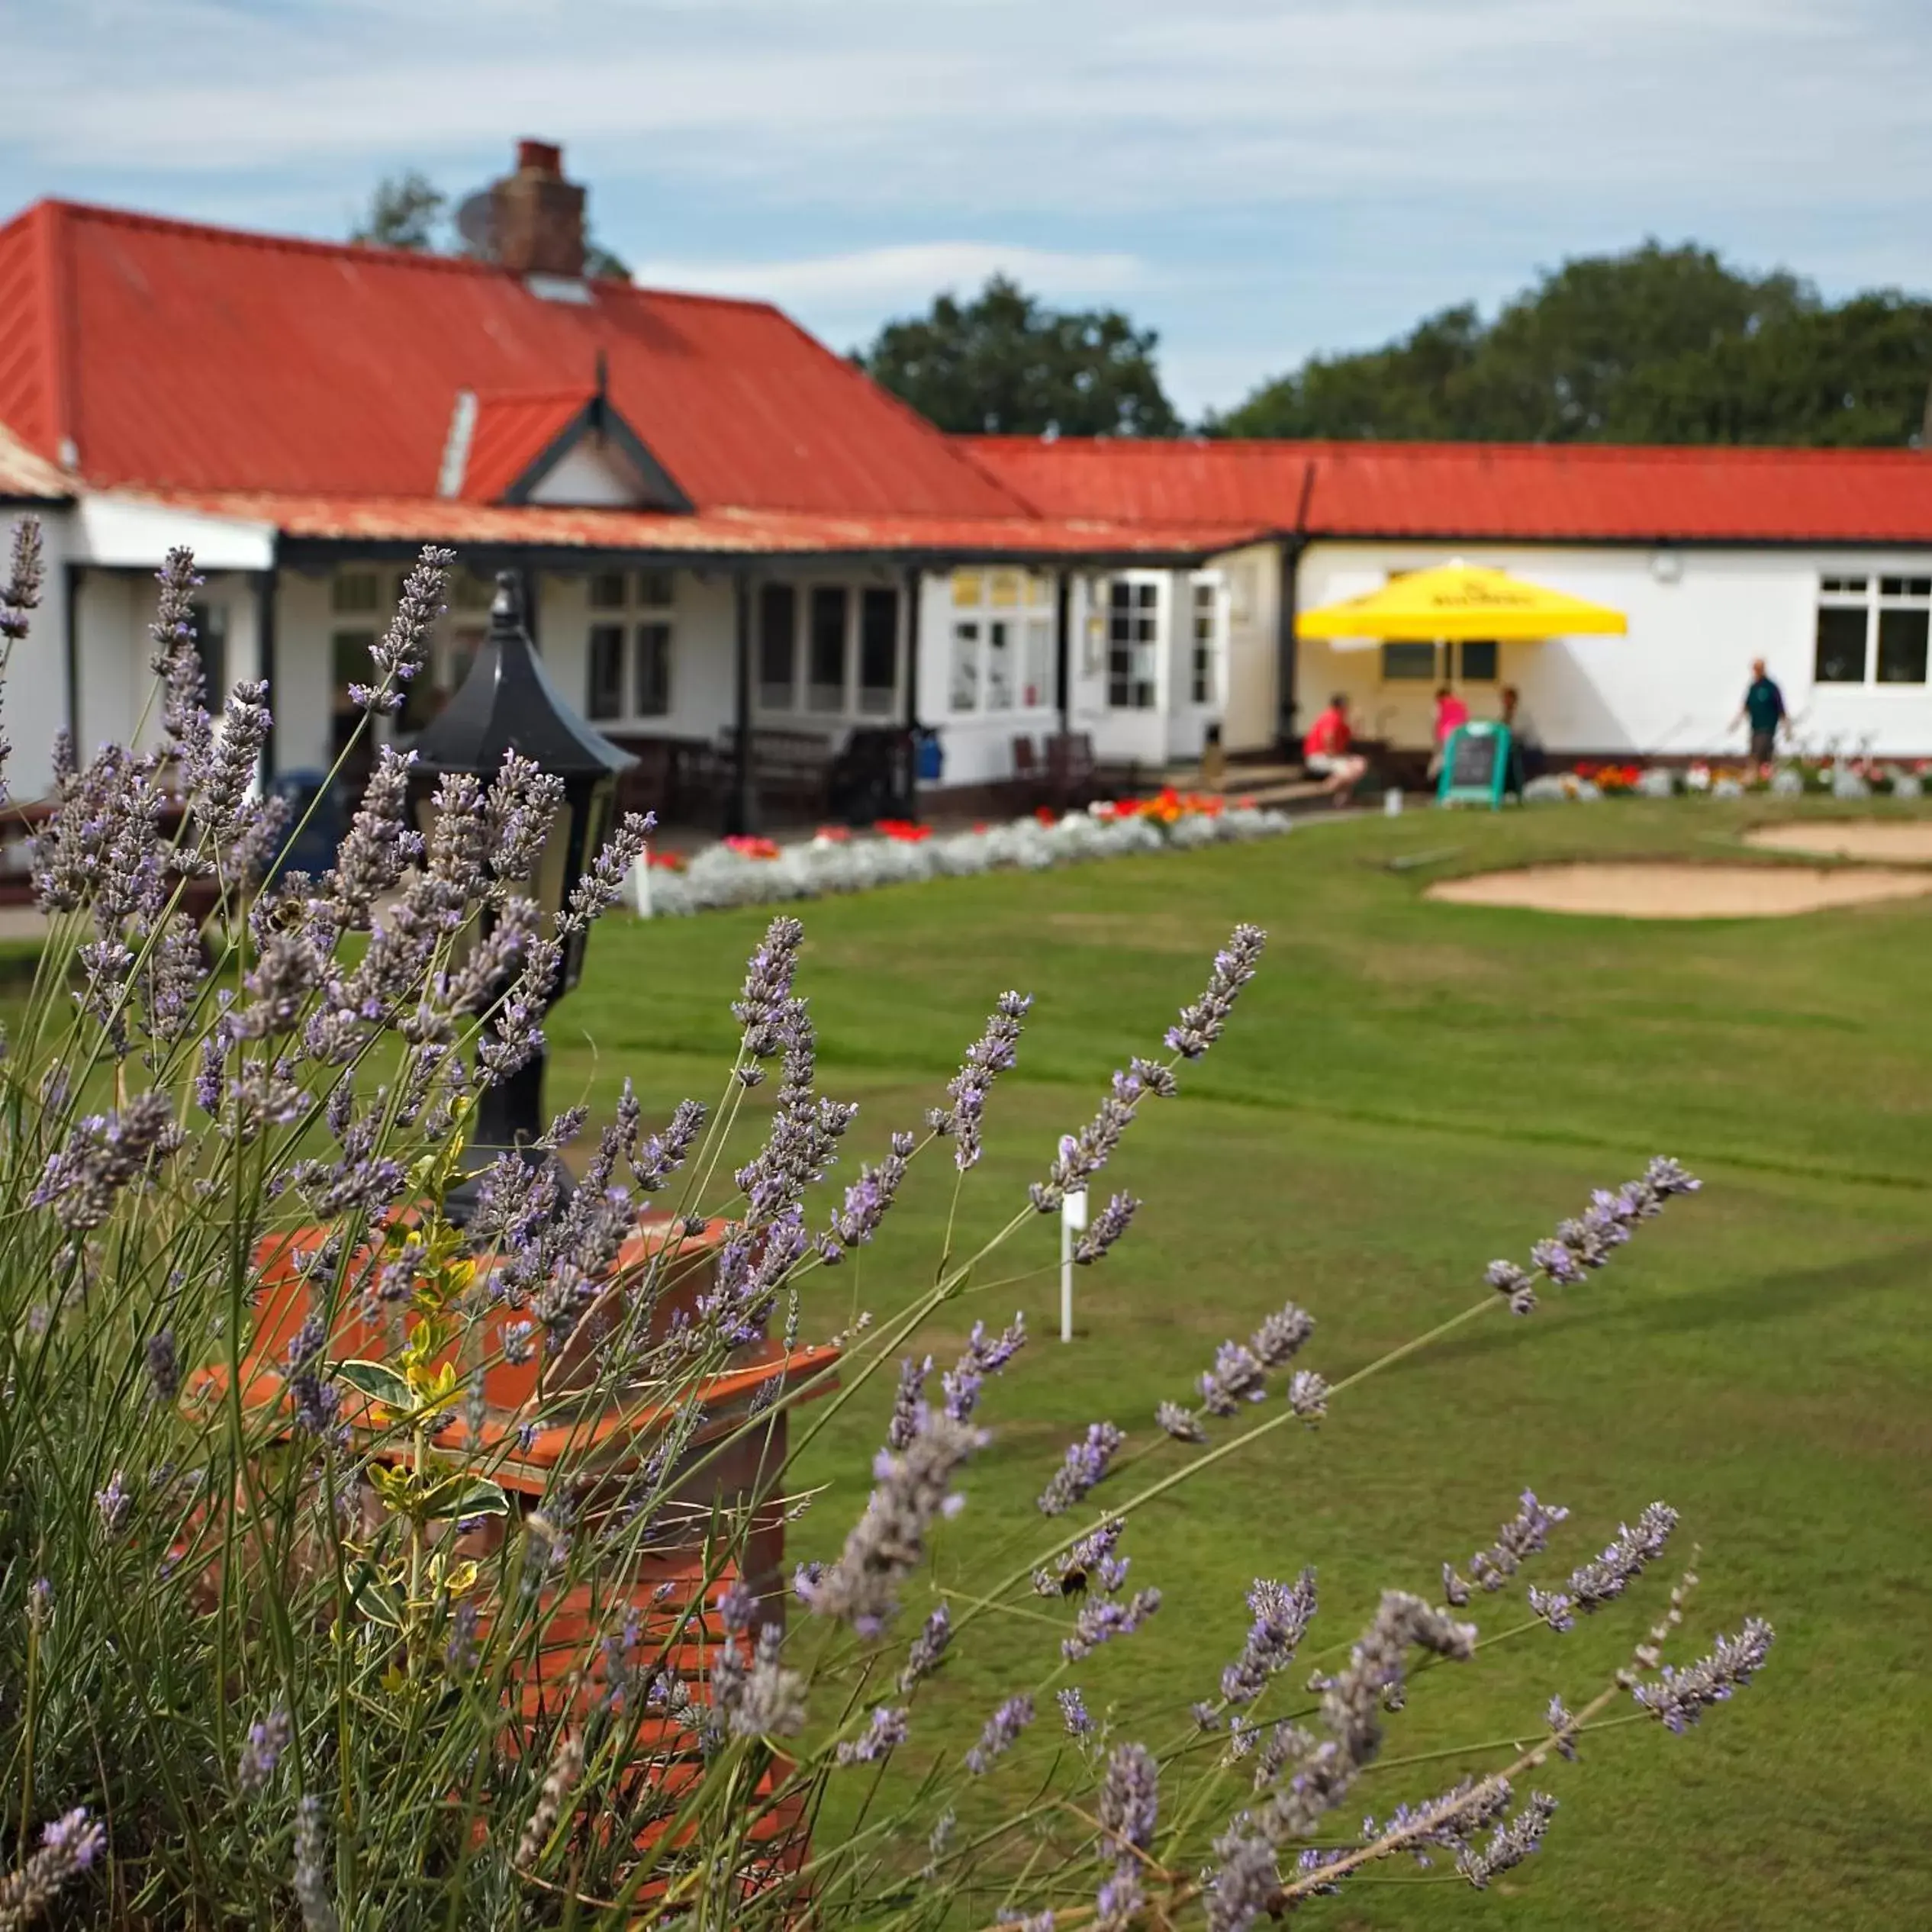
491,139,586,279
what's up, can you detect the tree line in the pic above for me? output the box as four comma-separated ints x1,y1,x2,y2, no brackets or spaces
352,173,1932,446
857,243,1932,447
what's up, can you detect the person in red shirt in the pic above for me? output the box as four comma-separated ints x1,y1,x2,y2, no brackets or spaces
1428,684,1471,780
1303,693,1368,805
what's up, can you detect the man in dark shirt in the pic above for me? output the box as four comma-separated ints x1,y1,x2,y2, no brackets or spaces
1734,659,1787,769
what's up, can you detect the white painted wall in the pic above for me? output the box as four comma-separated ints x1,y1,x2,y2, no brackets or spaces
1292,539,1932,760
273,569,337,774
1216,543,1280,755
533,567,736,743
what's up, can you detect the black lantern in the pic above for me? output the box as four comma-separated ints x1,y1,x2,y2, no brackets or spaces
410,571,635,1218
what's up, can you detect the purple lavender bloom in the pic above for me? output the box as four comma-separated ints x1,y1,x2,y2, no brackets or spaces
1443,1490,1572,1604
1251,1301,1315,1367
1286,1370,1329,1422
1058,1686,1095,1736
633,1097,707,1193
144,1328,179,1404
800,1409,986,1634
1198,1341,1267,1417
95,1473,130,1534
556,810,655,935
716,1578,757,1634
964,1693,1034,1773
899,1603,952,1690
1455,1792,1560,1889
1037,1421,1125,1516
942,1313,1026,1422
887,1356,932,1451
732,916,805,1062
1099,1740,1159,1857
1206,1832,1280,1932
1095,1868,1145,1928
295,1793,337,1932
349,546,452,714
1033,1518,1123,1597
32,1093,183,1233
3,1805,108,1925
1632,1617,1774,1732
1074,1192,1140,1265
1165,923,1267,1059
1156,1400,1206,1443
1063,1587,1162,1662
1221,1569,1319,1705
1530,1501,1678,1631
285,1316,341,1442
932,991,1032,1170
237,1707,293,1795
1,516,44,646
835,1705,909,1765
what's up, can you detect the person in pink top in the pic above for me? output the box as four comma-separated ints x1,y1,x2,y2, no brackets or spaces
1428,684,1470,780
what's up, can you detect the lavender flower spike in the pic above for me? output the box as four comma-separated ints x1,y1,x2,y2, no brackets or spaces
964,1694,1034,1773
1530,1501,1678,1631
1166,923,1267,1059
931,989,1033,1171
1074,1192,1139,1264
349,545,452,713
1631,1617,1774,1732
801,1409,986,1634
942,1313,1026,1422
1037,1420,1125,1515
1221,1569,1319,1705
1443,1489,1571,1605
0,1806,108,1926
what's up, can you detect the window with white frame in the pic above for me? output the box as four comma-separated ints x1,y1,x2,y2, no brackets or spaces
755,579,902,716
949,569,1054,714
584,569,676,723
1816,573,1931,685
1190,578,1219,705
1377,639,1498,685
1106,578,1160,710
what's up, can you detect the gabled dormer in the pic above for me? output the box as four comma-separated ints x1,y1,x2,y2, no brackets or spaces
436,364,691,511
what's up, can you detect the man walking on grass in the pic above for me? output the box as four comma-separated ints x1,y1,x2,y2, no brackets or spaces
1734,658,1788,771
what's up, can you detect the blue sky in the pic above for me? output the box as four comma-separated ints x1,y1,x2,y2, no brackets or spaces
5,0,1930,419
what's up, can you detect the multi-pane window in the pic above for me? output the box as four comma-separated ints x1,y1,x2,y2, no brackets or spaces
1378,639,1497,683
1816,574,1932,685
583,570,675,721
808,587,848,713
1106,579,1158,710
758,581,901,715
759,584,797,710
1190,579,1218,705
950,569,1053,713
859,588,899,716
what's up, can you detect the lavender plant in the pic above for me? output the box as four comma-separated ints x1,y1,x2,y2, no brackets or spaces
0,517,1770,1930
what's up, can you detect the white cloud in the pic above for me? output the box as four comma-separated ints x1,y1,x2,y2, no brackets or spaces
634,241,1140,308
4,0,1930,414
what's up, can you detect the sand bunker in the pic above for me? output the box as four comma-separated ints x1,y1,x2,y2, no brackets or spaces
1742,820,1932,863
1426,861,1932,919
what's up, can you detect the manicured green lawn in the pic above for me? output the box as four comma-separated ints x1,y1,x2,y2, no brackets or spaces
555,799,1932,1930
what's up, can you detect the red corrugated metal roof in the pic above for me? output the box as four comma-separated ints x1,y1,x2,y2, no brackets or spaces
0,423,67,500
961,435,1932,545
122,486,1252,559
0,198,1029,521
456,390,590,503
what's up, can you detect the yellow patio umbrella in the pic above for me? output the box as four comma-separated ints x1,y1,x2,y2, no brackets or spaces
1296,561,1628,644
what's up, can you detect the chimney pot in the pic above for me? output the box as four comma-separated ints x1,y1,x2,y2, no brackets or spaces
492,138,585,279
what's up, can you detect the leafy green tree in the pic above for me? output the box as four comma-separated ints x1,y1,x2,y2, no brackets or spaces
1208,240,1932,447
857,275,1181,436
351,170,448,252
350,170,631,280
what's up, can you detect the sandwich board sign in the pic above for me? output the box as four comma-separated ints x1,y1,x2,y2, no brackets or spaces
1438,722,1512,809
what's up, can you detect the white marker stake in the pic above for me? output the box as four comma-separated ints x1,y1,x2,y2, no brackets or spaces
631,846,653,919
1061,1188,1088,1342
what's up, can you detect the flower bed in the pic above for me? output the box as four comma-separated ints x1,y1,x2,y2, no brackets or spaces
636,792,1292,917
1525,757,1930,805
